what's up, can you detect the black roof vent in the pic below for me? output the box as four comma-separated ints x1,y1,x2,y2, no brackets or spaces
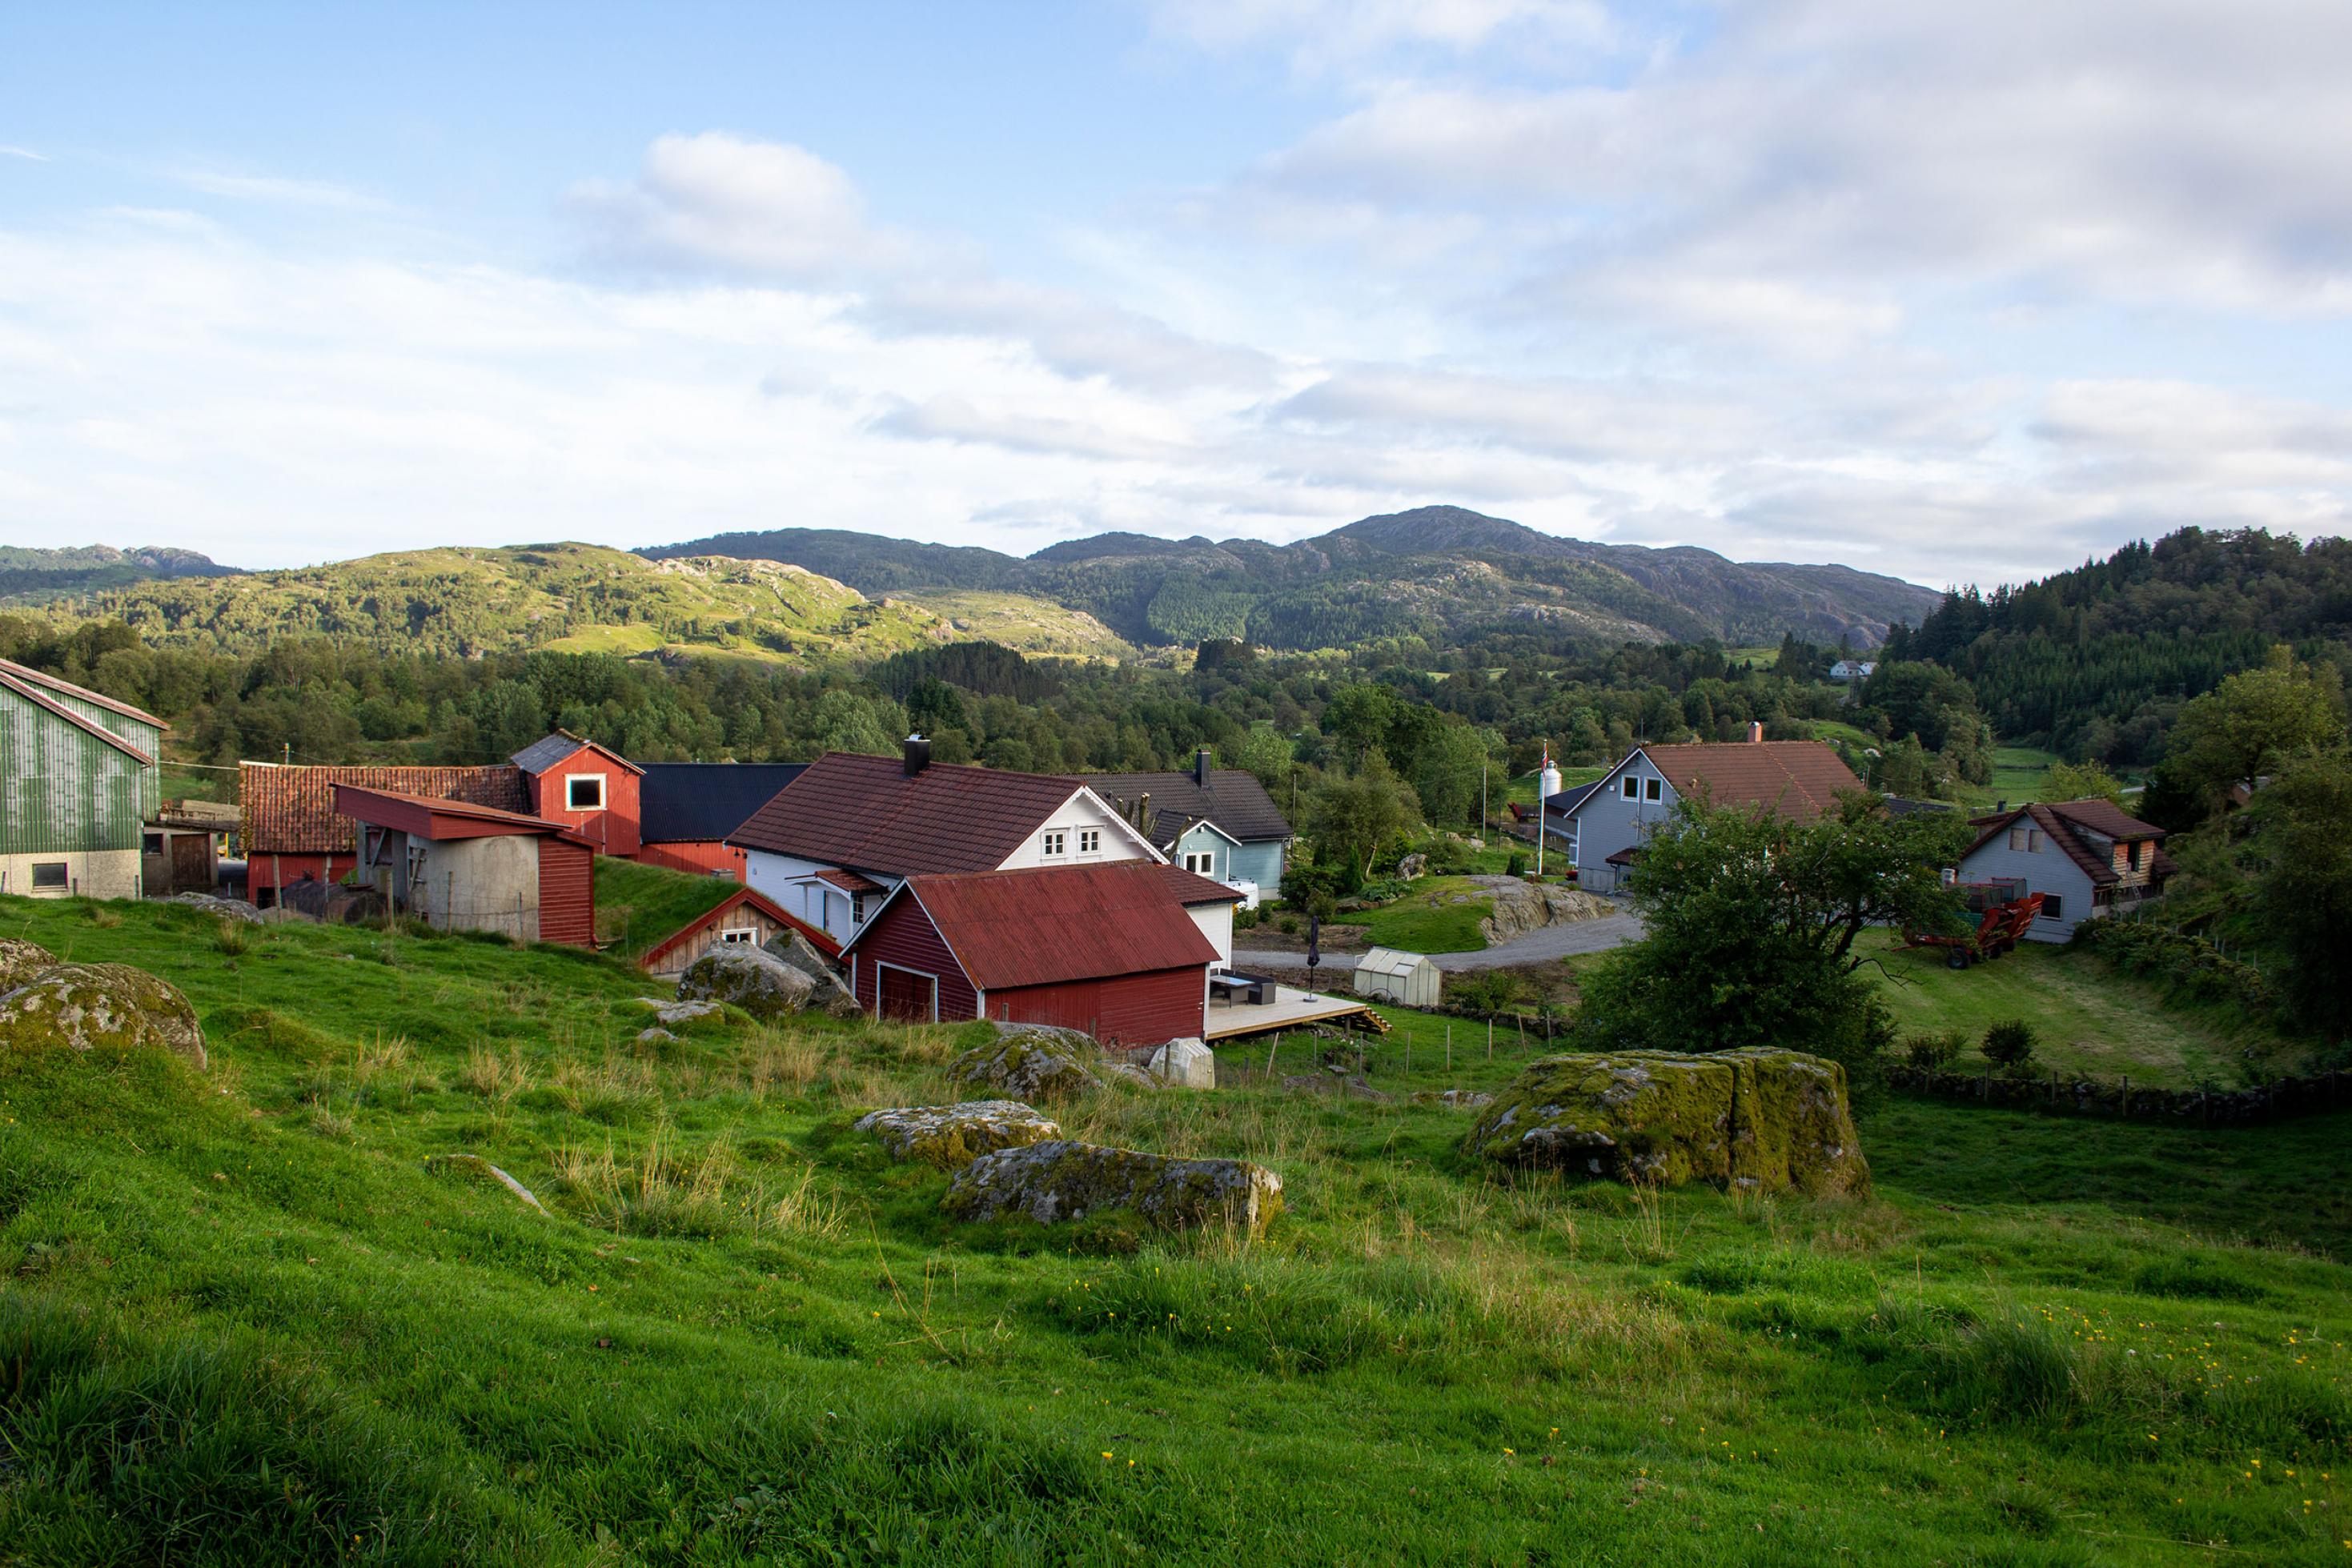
903,734,932,776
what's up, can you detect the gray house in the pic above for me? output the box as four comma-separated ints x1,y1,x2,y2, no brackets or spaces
1951,799,2173,942
1543,738,1864,892
1070,750,1292,904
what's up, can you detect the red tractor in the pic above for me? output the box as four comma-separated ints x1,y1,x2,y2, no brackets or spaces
1902,880,2045,968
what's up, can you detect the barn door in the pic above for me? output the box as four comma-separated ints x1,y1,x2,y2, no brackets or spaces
877,965,937,1023
170,833,210,892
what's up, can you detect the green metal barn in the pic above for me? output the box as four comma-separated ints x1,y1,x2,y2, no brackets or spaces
0,658,165,900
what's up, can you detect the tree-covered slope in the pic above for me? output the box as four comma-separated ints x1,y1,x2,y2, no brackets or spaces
0,543,239,604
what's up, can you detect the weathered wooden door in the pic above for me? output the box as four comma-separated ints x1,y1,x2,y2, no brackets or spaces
877,965,936,1023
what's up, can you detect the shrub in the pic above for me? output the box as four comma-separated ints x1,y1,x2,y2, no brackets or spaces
1232,904,1260,932
1505,852,1528,876
1980,1019,2037,1069
1355,877,1410,905
1901,1029,1968,1071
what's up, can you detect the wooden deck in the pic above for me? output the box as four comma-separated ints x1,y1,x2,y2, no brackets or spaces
1202,983,1379,1042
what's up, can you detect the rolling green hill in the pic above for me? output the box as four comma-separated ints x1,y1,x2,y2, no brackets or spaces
52,542,1121,665
0,543,238,604
644,505,1944,652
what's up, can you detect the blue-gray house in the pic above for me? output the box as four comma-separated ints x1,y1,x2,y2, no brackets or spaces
1951,798,2173,942
1070,750,1291,904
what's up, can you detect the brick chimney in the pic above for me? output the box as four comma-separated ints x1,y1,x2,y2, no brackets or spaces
902,733,931,776
1194,747,1212,786
1747,721,1764,744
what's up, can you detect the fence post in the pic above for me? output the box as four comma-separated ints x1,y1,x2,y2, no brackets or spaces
1445,1024,1451,1072
1265,1032,1279,1083
1487,1021,1493,1061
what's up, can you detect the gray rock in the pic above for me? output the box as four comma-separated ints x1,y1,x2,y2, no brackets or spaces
164,892,266,924
0,938,57,992
1476,880,1616,944
1397,852,1428,881
636,998,723,1026
1146,1037,1216,1089
0,961,207,1070
1439,1089,1495,1110
949,1025,1106,1100
677,945,817,1019
942,1140,1282,1233
762,931,861,1019
854,1100,1061,1169
636,1027,678,1045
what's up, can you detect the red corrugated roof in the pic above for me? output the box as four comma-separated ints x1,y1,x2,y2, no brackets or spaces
331,784,592,844
243,761,528,854
728,752,1105,874
1639,740,1861,822
850,860,1218,991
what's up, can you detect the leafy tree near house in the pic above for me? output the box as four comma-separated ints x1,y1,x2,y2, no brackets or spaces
1232,722,1297,792
2040,759,2126,808
2164,647,2347,804
1306,756,1419,884
1569,794,1971,1076
2246,752,2352,1039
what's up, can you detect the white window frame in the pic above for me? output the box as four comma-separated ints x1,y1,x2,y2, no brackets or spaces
719,926,757,946
564,773,605,812
1078,828,1101,856
1645,777,1663,802
30,861,67,890
2041,892,2065,920
1184,850,1215,876
1621,776,1640,800
1041,830,1068,858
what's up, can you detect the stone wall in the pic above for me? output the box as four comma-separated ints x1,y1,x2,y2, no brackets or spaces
1884,1064,2352,1127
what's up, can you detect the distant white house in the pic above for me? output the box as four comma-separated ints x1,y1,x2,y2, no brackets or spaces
1828,660,1876,681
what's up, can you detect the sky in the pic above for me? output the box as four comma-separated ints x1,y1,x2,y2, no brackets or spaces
2,2,2349,589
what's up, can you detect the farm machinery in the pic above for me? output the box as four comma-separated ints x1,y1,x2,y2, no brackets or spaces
1901,880,2045,968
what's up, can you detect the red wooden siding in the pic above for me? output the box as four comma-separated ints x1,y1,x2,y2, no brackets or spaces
251,852,356,901
634,839,745,877
850,890,977,1021
985,966,1206,1046
526,748,642,857
536,839,596,947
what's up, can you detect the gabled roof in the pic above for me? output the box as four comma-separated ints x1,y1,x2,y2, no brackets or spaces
510,731,643,776
243,761,529,855
0,656,166,735
1961,799,2170,888
1068,768,1292,844
637,762,807,844
331,784,592,844
848,861,1218,991
637,885,839,971
1636,740,1860,823
730,752,1150,876
0,665,157,766
1544,777,1607,820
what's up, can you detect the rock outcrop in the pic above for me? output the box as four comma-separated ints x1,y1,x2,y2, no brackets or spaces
0,960,209,1069
855,1101,1062,1169
763,932,861,1019
0,939,58,992
1146,1037,1216,1089
943,1140,1282,1233
1463,1048,1868,1195
948,1024,1113,1101
676,946,816,1020
1476,880,1616,944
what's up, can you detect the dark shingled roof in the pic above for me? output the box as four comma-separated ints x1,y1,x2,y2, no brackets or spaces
1066,768,1291,846
242,762,528,855
729,752,1096,876
1154,864,1246,905
850,861,1219,991
1962,799,2172,888
637,762,808,844
510,732,641,777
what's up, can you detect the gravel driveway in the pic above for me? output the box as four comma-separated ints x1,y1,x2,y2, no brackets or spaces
1231,911,1645,976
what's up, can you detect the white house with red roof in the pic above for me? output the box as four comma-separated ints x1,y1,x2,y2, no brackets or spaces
726,736,1168,944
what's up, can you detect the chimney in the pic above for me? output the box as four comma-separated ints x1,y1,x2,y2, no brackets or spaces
1995,800,2007,812
1194,747,1212,786
902,733,931,776
1747,721,1764,744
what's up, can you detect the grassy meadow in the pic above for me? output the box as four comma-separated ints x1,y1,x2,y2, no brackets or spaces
2,896,2349,1564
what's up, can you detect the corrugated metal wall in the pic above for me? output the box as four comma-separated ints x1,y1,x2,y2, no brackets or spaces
991,966,1206,1047
536,840,596,947
0,688,158,856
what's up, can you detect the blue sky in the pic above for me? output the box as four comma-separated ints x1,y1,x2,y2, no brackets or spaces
3,1,2348,587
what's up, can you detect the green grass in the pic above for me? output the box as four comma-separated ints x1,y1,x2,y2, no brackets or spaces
1867,934,2304,1087
1332,876,1491,952
592,857,740,963
4,894,2350,1564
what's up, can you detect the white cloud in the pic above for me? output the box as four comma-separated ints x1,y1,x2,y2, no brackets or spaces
166,167,395,212
0,146,46,162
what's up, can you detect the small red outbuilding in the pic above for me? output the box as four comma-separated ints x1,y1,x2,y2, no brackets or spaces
332,784,598,947
842,861,1220,1045
511,732,643,858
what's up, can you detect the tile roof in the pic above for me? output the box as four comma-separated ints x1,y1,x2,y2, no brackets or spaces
1637,740,1861,822
728,752,1099,875
1067,768,1292,844
510,732,643,776
816,866,885,895
854,861,1219,991
1961,800,2170,888
1154,864,1246,905
637,762,807,844
0,666,156,766
243,761,528,855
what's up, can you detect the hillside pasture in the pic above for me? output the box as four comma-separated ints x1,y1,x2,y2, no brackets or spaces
1,895,2347,1564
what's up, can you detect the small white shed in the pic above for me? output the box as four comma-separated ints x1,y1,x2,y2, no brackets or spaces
1353,946,1442,1008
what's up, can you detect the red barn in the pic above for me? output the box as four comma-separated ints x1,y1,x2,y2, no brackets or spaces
331,784,597,947
511,732,642,858
841,860,1223,1045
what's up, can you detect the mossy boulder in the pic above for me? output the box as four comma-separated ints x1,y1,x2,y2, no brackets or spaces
854,1101,1062,1169
943,1140,1282,1234
676,946,815,1020
1463,1048,1867,1195
0,961,209,1070
0,939,58,992
947,1025,1109,1101
763,932,861,1020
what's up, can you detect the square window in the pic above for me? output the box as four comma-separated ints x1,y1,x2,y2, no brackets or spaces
1042,830,1067,857
142,833,164,856
1079,828,1100,855
1185,851,1214,875
30,862,67,890
1622,776,1640,799
2041,893,2064,920
1645,777,1663,801
566,775,605,812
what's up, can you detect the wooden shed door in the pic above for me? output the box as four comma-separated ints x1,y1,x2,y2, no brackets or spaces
171,833,211,892
877,965,937,1023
